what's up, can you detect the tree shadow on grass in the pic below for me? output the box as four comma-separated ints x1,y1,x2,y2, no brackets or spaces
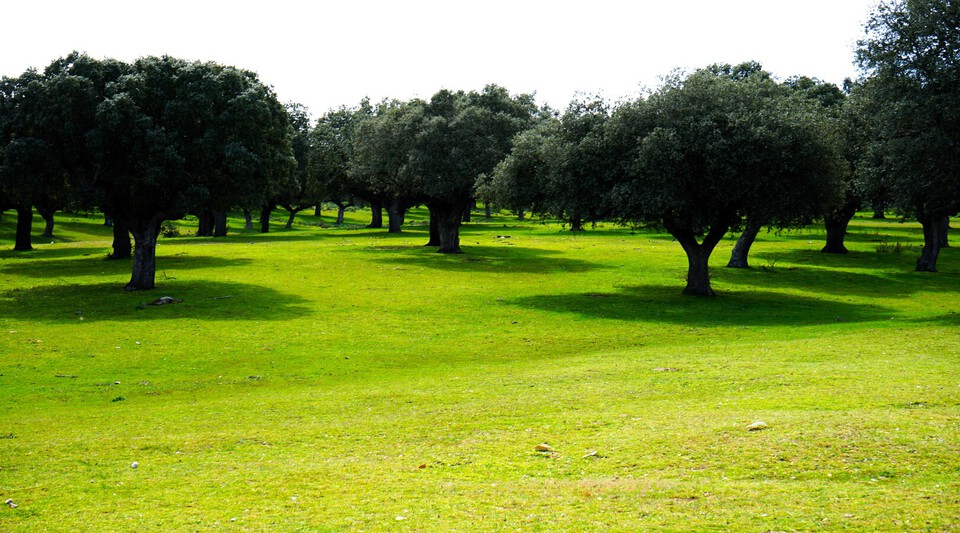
720,241,960,302
0,280,311,323
361,244,607,274
511,284,896,326
716,257,960,299
0,246,112,261
0,254,254,279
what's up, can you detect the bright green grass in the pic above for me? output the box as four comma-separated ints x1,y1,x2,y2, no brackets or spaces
0,209,957,532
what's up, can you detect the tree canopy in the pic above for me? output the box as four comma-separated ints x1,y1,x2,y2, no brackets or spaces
855,0,960,271
609,66,843,295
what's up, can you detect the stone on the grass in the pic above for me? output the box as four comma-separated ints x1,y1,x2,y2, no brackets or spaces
746,421,769,431
535,443,554,453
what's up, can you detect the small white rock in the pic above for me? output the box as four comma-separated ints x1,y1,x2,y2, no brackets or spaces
746,421,769,431
131,462,138,469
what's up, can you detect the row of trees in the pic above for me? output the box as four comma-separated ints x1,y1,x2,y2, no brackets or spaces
0,54,297,290
2,0,957,296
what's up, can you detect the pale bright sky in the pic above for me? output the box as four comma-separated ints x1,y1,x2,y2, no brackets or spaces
3,0,878,117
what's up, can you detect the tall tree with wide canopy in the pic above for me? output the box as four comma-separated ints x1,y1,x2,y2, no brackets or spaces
610,67,843,296
856,0,960,271
89,56,296,290
411,85,537,253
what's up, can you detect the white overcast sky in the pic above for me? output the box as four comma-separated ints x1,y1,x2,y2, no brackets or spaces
3,0,878,117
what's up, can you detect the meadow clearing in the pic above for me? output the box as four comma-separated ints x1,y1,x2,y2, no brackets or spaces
0,210,957,532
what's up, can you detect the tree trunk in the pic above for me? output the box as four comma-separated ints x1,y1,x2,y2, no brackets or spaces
336,204,346,226
368,200,383,228
670,221,730,297
243,209,254,230
569,216,584,232
822,202,857,254
213,211,228,237
285,209,296,229
126,217,163,291
259,204,272,233
872,197,886,219
104,213,114,227
462,200,472,223
196,210,214,237
14,205,33,251
425,205,441,246
916,214,943,272
684,246,714,296
485,201,492,219
517,209,525,220
938,216,949,248
38,206,56,238
109,219,132,260
727,220,762,268
314,205,322,216
386,199,405,233
435,200,470,254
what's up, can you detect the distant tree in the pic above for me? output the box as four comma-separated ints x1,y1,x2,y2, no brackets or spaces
610,66,843,295
89,56,296,290
487,97,615,231
308,102,371,225
348,99,425,234
278,102,313,229
855,0,960,271
482,120,554,220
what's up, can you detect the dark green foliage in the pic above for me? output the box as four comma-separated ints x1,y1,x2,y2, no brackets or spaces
487,97,614,231
610,65,843,295
855,0,960,271
411,85,537,252
308,100,373,223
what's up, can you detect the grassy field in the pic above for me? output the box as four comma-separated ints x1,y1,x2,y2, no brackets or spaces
0,209,957,532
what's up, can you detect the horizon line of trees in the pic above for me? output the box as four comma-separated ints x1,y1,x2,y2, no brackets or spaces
2,0,957,295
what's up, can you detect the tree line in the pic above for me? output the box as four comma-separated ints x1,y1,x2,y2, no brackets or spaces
1,0,957,295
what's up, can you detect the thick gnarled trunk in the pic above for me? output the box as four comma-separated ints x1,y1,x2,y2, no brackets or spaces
259,204,272,233
14,205,33,251
213,211,228,237
368,200,383,228
569,216,584,232
37,206,56,238
822,201,857,254
386,199,405,233
727,220,762,268
916,214,944,272
196,210,215,237
424,205,441,246
433,199,471,254
670,221,730,297
109,219,132,259
126,217,163,291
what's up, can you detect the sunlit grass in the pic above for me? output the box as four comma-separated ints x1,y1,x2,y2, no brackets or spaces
0,209,957,531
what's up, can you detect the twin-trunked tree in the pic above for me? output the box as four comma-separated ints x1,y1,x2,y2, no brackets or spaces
488,64,843,296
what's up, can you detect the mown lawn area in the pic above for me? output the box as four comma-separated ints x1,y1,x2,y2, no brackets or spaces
0,209,957,531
